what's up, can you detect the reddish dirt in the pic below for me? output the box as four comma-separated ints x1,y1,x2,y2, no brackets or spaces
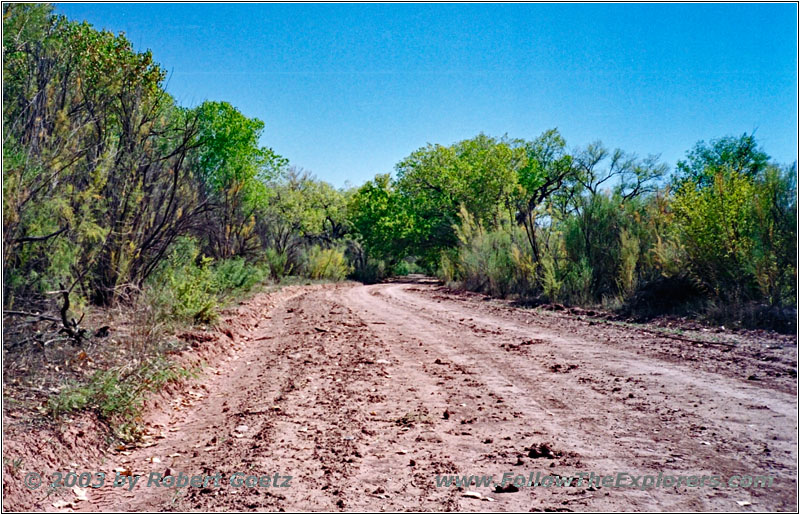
4,278,797,511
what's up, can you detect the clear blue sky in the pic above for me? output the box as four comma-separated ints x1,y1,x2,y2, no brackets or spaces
55,3,797,187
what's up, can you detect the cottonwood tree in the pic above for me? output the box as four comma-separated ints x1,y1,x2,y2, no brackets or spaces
190,101,287,260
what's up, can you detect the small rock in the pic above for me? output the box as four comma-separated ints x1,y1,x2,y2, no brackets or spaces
72,486,88,502
527,442,556,459
494,484,519,493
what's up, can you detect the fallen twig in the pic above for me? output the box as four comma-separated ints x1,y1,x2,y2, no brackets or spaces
2,310,61,323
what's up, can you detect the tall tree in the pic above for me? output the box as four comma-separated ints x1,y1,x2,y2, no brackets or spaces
511,129,575,270
675,133,770,189
191,101,287,259
394,134,521,267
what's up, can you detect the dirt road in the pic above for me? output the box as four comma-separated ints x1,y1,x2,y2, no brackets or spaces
25,279,799,511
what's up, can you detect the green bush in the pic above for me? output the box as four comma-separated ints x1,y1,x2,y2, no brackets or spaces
562,257,594,305
672,167,796,307
212,257,267,297
148,237,218,324
617,229,640,298
351,257,387,284
304,246,352,281
446,207,523,297
264,247,292,280
672,170,758,301
170,257,217,323
48,357,198,440
539,251,562,302
393,259,425,276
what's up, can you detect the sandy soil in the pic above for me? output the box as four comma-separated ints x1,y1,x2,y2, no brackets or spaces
4,278,797,511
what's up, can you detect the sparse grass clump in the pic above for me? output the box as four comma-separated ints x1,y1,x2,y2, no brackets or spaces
48,357,200,441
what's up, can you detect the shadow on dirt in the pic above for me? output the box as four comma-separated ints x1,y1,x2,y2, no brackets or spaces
383,274,442,285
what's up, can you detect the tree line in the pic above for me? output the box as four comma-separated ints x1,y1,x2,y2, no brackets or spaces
353,130,795,326
3,4,796,338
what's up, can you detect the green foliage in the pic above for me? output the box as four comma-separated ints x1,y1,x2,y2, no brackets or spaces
393,259,425,276
264,247,292,280
617,229,640,298
147,237,275,324
257,168,351,277
351,256,388,284
750,165,797,305
563,193,629,299
437,250,458,286
192,101,287,259
3,5,206,306
394,134,522,267
513,129,576,271
212,257,268,297
348,174,415,269
304,246,352,281
48,357,198,440
672,167,796,306
675,133,770,189
2,1,794,342
168,257,218,324
448,207,523,297
539,251,562,302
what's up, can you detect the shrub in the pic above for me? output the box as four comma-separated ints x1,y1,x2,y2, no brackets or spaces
437,250,458,285
148,237,218,324
562,257,593,305
539,251,562,302
351,257,386,284
264,247,292,280
48,357,198,440
447,207,523,297
169,256,217,323
511,244,538,295
212,257,267,297
617,229,640,298
393,258,425,276
672,169,759,301
304,246,351,281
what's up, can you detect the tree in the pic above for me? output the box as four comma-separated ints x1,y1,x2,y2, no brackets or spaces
554,142,666,299
675,133,770,189
511,129,575,271
260,168,346,249
3,7,208,306
394,134,521,267
191,101,287,259
348,174,415,269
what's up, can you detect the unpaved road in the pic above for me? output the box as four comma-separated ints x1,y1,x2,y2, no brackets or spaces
27,279,800,511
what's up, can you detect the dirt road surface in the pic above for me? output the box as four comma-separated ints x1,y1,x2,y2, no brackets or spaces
13,279,799,511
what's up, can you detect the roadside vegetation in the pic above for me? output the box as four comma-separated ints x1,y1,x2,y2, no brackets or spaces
351,133,796,331
2,4,353,438
2,4,796,440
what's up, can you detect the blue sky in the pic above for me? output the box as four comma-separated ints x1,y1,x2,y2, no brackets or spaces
55,3,797,187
